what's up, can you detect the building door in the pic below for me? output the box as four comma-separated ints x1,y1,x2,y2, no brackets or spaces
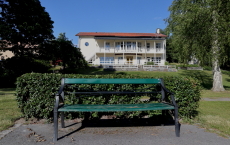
137,57,141,64
126,56,133,64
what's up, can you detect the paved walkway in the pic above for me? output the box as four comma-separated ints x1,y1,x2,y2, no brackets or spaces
0,120,229,145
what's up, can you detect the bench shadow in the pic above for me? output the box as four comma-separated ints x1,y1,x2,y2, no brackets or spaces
58,115,175,140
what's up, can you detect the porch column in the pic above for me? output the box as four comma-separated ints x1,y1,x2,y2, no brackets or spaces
164,40,166,64
136,43,137,65
95,44,96,65
145,40,147,64
161,41,164,65
114,41,115,64
154,41,156,65
104,41,105,64
123,41,124,64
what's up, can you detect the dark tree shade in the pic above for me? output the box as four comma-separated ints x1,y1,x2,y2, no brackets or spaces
0,0,54,56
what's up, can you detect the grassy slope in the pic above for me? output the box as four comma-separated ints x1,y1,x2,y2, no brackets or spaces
198,101,230,138
0,88,21,132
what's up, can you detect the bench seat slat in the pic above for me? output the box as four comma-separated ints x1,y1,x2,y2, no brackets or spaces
64,78,161,84
58,103,174,112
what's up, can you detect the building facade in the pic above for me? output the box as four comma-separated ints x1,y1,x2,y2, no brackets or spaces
76,32,167,66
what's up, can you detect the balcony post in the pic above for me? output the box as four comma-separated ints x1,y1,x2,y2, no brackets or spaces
104,41,105,64
145,40,147,64
136,41,137,64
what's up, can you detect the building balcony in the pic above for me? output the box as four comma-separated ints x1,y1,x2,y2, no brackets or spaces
97,48,165,53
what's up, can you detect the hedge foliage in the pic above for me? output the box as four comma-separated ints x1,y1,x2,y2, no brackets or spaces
16,73,201,121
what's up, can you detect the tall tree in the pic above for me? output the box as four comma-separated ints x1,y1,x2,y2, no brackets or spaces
40,33,88,70
0,0,54,56
166,0,230,91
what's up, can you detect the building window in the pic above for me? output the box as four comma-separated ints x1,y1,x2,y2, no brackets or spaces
138,42,141,51
151,57,161,64
147,43,150,51
115,42,120,50
147,43,150,48
132,42,136,50
147,57,151,62
118,57,123,64
138,42,141,48
156,57,161,64
156,43,161,48
127,42,131,50
121,42,125,50
85,42,89,46
137,57,141,64
100,57,114,64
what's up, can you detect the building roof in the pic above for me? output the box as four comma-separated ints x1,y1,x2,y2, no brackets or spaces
76,32,167,37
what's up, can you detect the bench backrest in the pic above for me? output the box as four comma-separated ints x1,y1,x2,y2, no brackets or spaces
62,78,162,85
58,78,166,101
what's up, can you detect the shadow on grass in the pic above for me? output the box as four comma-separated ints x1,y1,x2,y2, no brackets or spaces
179,70,213,89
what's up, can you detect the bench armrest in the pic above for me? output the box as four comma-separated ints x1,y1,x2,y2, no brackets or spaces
160,84,174,95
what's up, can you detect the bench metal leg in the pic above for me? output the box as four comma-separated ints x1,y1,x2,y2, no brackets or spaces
61,112,65,128
161,110,166,126
53,111,58,142
174,107,180,137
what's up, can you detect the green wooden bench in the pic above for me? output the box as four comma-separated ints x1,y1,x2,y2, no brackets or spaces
53,78,180,141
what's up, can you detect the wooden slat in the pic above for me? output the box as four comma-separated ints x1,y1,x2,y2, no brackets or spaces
64,78,161,84
58,103,174,112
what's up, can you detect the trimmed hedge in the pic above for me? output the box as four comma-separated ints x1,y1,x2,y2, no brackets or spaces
16,73,201,121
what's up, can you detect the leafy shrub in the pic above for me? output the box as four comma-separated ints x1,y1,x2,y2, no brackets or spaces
165,61,169,65
146,62,154,65
16,73,201,121
176,64,200,68
203,66,212,71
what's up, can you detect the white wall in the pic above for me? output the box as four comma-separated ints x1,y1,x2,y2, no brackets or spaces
79,36,98,61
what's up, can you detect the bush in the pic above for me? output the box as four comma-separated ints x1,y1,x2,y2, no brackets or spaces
203,66,212,71
176,64,200,68
165,61,169,65
16,73,201,121
146,62,154,65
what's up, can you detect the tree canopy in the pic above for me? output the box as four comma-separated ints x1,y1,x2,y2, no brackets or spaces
40,33,88,70
166,0,230,91
0,0,54,56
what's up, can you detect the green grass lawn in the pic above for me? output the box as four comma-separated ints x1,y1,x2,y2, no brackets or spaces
197,101,230,138
0,88,21,132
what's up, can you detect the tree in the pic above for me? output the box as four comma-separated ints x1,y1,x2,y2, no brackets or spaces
160,28,179,63
40,33,88,70
0,0,54,56
166,0,230,91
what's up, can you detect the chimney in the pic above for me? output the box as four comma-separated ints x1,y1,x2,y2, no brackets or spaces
156,28,160,34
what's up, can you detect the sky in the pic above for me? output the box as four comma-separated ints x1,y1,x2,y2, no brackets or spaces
39,0,174,45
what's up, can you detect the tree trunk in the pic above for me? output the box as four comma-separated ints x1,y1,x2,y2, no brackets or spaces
211,59,225,91
211,10,225,92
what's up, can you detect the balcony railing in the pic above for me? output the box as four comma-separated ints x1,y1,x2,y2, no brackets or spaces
98,48,164,53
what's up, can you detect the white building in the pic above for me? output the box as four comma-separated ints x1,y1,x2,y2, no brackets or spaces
76,31,167,67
